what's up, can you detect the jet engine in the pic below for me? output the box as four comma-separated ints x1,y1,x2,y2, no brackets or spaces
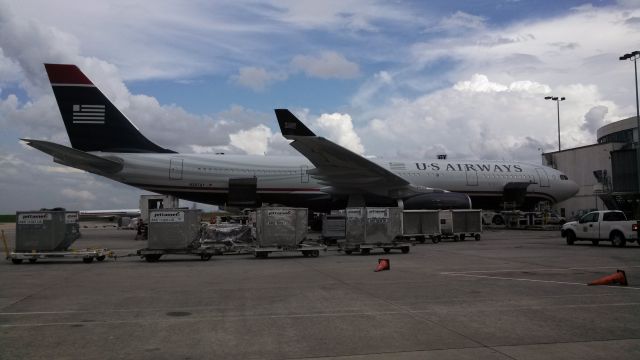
403,192,472,210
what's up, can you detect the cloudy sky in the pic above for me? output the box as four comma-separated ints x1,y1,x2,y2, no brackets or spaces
1,0,639,212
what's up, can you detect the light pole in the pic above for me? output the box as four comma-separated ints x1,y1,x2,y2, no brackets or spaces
545,96,565,152
619,50,640,196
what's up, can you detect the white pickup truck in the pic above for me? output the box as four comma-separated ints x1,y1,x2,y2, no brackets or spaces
561,210,639,247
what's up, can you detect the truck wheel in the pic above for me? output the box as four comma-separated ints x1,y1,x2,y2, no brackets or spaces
566,232,576,245
592,240,599,246
611,232,626,248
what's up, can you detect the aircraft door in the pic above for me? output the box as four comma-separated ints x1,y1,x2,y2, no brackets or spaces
169,158,183,180
300,165,309,183
465,170,478,186
535,168,549,187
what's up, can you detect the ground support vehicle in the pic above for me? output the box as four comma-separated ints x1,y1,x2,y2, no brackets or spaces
401,210,442,244
561,210,639,247
439,210,482,242
343,207,411,255
9,248,110,264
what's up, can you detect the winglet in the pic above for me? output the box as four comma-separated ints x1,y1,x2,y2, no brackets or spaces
275,109,315,138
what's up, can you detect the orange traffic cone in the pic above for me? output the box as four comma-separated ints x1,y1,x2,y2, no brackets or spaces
375,258,390,272
588,270,628,286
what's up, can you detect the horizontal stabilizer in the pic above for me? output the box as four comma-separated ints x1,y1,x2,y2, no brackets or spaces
22,139,123,174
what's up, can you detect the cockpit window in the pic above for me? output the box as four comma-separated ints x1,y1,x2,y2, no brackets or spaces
560,175,568,180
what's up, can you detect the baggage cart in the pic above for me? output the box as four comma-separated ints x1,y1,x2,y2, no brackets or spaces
138,209,213,262
343,207,411,255
440,210,482,241
401,210,442,243
9,248,111,264
254,207,325,258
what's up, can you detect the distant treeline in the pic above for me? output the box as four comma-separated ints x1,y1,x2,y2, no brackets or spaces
0,215,16,223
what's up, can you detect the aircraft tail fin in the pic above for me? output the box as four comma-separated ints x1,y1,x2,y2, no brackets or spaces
274,109,316,139
44,64,175,153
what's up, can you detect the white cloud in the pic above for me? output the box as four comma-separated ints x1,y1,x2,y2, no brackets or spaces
61,188,96,201
453,74,551,94
231,66,287,91
315,113,364,154
291,51,360,79
229,124,273,155
432,11,486,33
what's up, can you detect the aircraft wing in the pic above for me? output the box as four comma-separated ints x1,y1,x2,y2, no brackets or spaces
274,109,410,195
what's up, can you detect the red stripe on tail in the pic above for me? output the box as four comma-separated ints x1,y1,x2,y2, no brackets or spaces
44,64,93,85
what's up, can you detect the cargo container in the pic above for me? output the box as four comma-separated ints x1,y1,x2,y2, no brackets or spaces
254,207,325,258
343,207,410,255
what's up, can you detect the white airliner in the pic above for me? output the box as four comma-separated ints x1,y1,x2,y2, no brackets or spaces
23,64,578,211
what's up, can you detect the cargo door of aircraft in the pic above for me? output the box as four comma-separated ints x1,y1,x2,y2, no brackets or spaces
535,168,549,187
465,170,478,186
300,165,309,183
169,158,183,180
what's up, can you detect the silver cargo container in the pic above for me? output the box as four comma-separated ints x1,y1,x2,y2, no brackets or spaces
345,207,402,245
256,208,308,247
148,209,202,249
15,211,81,252
452,209,482,234
402,210,440,236
322,214,346,239
345,208,365,244
365,207,402,244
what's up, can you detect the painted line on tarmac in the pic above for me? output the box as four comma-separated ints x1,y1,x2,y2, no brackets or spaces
442,273,640,290
441,265,640,274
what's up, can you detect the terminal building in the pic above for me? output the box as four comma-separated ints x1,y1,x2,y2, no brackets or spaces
543,116,639,220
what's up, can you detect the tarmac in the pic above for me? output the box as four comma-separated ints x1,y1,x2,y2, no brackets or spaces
2,224,640,359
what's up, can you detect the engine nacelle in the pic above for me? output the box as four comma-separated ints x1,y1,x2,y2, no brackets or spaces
403,192,472,210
